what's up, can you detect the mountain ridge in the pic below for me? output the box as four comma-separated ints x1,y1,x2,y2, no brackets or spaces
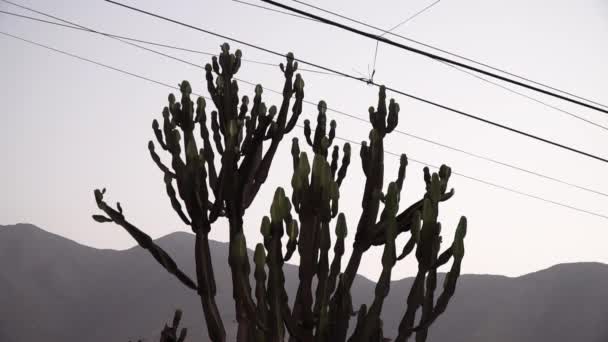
1,223,607,342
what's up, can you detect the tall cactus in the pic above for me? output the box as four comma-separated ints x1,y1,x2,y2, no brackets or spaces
92,44,467,342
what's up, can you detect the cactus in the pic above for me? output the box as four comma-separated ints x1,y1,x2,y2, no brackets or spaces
160,310,188,342
92,44,467,342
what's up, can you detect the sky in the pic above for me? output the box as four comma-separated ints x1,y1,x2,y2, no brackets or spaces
1,0,608,281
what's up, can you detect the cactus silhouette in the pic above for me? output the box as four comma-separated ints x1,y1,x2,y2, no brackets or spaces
93,44,467,342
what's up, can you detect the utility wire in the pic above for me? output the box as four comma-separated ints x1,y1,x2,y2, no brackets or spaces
439,62,608,132
102,0,608,164
0,31,202,97
0,6,333,75
330,134,608,221
6,0,608,198
231,0,317,22
371,0,442,82
3,28,607,221
261,0,608,115
284,0,608,112
246,2,608,132
381,0,441,35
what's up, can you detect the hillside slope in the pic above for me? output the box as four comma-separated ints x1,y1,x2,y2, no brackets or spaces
1,224,607,341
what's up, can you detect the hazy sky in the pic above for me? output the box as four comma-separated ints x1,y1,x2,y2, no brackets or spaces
1,0,608,280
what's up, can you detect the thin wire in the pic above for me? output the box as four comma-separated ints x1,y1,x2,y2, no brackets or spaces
379,0,441,37
101,0,608,164
231,0,317,22
9,0,608,196
265,0,608,115
4,29,608,222
223,1,608,132
328,135,608,221
440,62,608,132
0,31,202,97
285,0,608,111
371,0,441,83
0,7,334,75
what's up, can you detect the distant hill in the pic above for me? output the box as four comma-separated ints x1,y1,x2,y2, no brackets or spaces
1,223,607,342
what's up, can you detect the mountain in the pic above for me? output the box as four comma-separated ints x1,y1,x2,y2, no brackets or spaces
1,223,607,342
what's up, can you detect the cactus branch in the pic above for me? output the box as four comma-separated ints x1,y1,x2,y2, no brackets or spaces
93,189,198,291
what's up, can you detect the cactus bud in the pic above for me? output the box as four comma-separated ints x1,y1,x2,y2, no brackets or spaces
294,74,304,92
453,216,467,259
179,81,192,95
335,213,348,238
298,152,311,177
270,187,290,223
254,243,266,266
260,216,271,237
430,173,441,203
268,105,277,118
259,102,267,117
196,96,205,109
318,100,327,115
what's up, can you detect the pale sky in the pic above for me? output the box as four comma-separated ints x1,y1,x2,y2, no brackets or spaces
1,0,608,280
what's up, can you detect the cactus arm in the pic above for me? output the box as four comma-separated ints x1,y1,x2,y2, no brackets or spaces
326,213,347,302
254,244,270,342
152,119,168,151
275,53,296,131
313,221,331,318
335,143,351,187
284,74,304,134
432,246,453,269
330,146,339,179
195,97,219,196
210,111,225,155
194,227,226,342
284,220,299,261
347,304,368,342
304,119,314,147
159,310,188,342
351,183,399,342
149,141,176,178
92,189,198,291
411,216,467,333
394,271,426,342
163,174,192,225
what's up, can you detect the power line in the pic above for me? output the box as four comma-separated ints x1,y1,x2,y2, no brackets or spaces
3,28,607,222
371,0,442,82
0,6,334,75
0,31,202,96
379,0,441,36
440,63,608,132
240,2,608,133
330,135,608,221
231,0,317,22
101,0,608,164
284,0,608,112
7,0,608,199
261,0,608,115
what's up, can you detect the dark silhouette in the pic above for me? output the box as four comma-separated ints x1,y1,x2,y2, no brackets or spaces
91,44,466,342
